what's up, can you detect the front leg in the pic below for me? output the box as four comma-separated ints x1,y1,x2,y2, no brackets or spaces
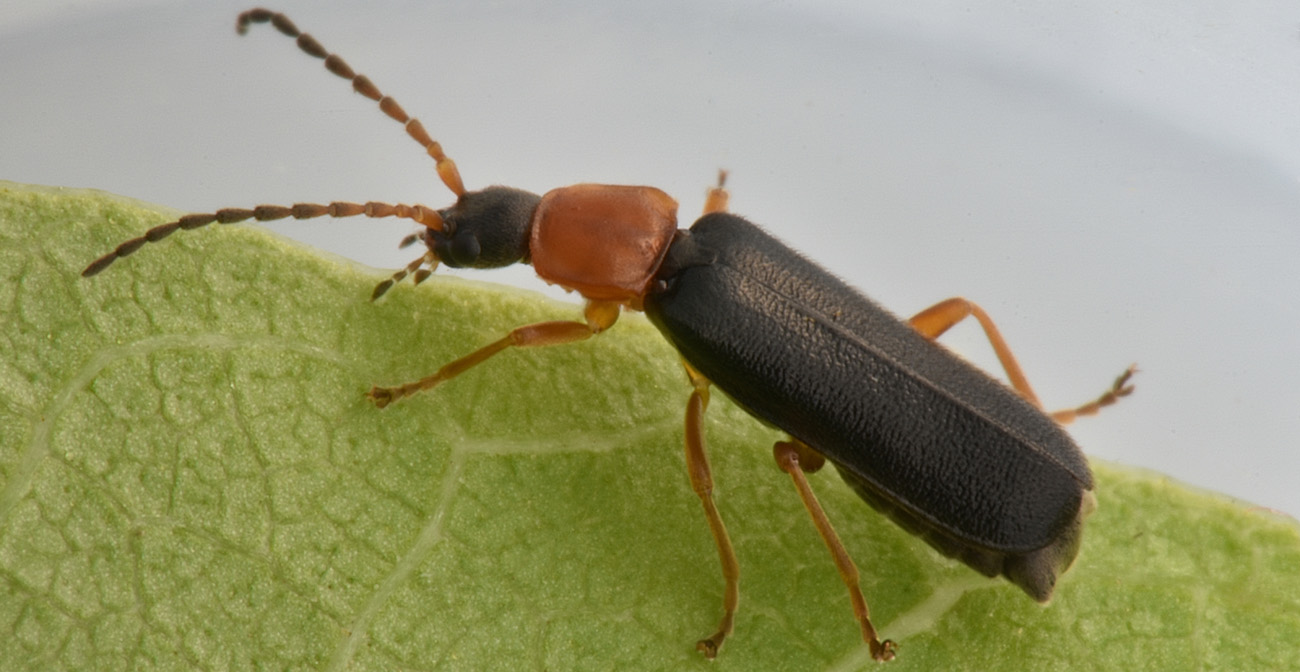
368,300,621,407
680,364,740,658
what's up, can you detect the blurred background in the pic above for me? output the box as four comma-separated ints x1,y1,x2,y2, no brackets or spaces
4,0,1299,518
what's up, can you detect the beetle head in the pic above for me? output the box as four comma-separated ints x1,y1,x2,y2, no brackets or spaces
427,186,541,268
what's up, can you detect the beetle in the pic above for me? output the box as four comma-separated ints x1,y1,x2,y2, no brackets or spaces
83,9,1135,662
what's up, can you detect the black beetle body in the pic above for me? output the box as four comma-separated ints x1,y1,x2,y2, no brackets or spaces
645,213,1095,602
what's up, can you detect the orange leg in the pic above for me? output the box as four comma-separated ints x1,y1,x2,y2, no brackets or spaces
908,297,1135,424
1047,365,1136,424
702,170,730,215
681,365,740,658
367,300,621,407
774,438,896,662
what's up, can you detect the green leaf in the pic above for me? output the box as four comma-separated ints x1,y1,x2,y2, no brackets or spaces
2,180,1297,671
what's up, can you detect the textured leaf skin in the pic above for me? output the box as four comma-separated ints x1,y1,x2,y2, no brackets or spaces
1,181,1297,671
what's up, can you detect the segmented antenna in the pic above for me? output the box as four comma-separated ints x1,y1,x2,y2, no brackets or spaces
235,8,465,197
81,202,440,286
83,9,467,299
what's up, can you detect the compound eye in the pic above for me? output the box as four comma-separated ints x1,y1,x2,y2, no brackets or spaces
448,233,481,266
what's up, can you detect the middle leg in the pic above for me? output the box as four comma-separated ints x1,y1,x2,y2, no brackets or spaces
774,437,896,662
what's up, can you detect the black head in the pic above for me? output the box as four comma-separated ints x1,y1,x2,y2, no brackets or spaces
427,186,542,268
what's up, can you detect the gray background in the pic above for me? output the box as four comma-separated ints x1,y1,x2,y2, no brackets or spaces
4,0,1299,518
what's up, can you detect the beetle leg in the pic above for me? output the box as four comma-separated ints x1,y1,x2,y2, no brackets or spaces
908,298,1137,423
1048,364,1137,425
701,170,730,215
366,300,621,407
907,297,1045,408
681,364,740,658
774,438,897,662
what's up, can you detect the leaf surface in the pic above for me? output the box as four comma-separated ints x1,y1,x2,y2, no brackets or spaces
1,182,1297,670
